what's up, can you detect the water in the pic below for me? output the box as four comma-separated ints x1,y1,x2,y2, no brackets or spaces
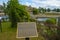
36,18,58,22
36,18,48,21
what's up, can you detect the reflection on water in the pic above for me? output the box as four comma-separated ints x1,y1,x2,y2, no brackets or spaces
37,18,58,22
37,18,48,21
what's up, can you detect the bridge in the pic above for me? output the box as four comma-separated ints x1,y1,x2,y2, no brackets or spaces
30,12,60,19
34,13,60,18
30,13,60,26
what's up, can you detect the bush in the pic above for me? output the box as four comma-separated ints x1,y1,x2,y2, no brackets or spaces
45,18,56,24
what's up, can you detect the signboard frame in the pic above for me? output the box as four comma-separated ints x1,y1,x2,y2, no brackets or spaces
16,22,38,38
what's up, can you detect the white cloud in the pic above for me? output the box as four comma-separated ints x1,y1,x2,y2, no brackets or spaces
25,2,31,6
21,0,60,8
25,2,38,8
29,0,60,8
43,0,60,6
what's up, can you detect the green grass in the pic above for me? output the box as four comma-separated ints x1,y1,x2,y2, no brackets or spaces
0,22,45,40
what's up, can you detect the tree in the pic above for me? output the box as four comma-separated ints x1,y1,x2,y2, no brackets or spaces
39,7,46,13
52,8,56,12
45,18,56,25
45,18,56,29
0,5,3,10
38,7,41,13
17,5,30,22
56,8,60,12
41,8,46,13
52,8,60,12
33,8,39,15
7,0,30,27
3,2,7,15
44,18,57,40
46,8,51,12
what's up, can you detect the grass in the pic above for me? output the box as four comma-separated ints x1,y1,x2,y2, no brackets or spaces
0,22,45,40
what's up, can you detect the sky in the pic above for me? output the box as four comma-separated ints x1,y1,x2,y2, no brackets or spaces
0,0,60,9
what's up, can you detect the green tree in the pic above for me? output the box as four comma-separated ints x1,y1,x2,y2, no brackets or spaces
38,7,41,13
0,5,3,10
52,8,60,12
41,8,46,13
56,8,60,12
44,18,57,40
52,8,56,12
46,8,51,12
33,8,39,15
45,18,56,29
3,2,7,15
17,5,30,22
7,0,30,27
45,18,56,24
39,7,46,13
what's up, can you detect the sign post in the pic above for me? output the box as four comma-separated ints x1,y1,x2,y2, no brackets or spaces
25,38,29,40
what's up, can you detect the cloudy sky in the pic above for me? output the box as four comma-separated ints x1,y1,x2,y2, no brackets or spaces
0,0,60,8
